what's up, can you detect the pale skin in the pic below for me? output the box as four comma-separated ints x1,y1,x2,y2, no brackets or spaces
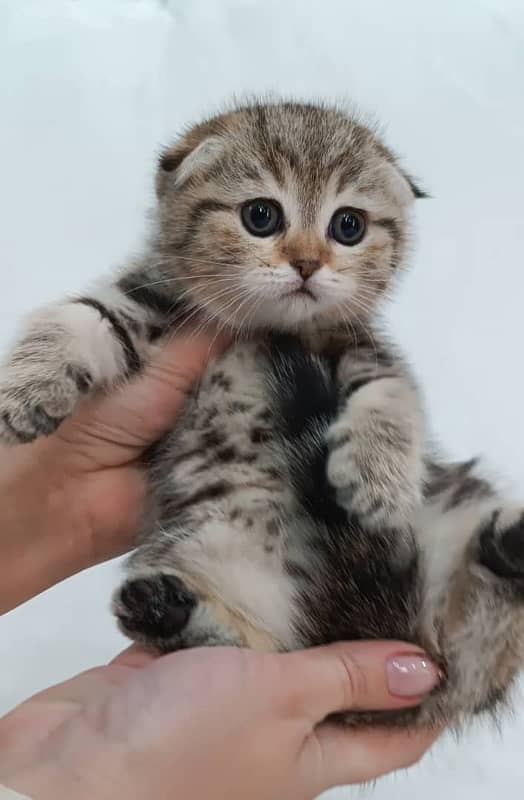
0,333,440,799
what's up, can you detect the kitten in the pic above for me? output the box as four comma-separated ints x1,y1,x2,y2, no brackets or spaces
2,100,524,731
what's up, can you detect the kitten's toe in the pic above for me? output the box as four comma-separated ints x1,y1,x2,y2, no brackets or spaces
478,509,524,579
0,365,91,444
114,574,197,644
326,438,420,527
0,396,62,444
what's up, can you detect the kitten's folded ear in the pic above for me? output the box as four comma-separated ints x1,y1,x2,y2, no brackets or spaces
384,160,430,209
156,126,225,198
402,172,430,200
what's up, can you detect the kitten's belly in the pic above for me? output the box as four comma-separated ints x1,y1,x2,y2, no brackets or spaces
154,342,300,650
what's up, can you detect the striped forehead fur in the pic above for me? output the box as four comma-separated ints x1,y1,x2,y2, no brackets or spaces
158,100,425,200
150,99,425,336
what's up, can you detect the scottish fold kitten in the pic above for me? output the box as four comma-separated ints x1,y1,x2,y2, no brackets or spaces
2,101,523,729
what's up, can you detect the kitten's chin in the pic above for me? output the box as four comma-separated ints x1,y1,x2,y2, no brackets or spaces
229,292,342,334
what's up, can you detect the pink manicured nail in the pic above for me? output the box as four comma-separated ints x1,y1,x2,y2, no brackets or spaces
386,654,441,698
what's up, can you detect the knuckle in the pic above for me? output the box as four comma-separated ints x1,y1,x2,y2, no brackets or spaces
149,359,202,396
336,653,368,710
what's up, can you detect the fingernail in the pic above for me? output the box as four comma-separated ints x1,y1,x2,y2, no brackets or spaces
386,653,441,698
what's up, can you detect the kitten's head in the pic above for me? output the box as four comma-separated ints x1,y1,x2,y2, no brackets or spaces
154,101,424,333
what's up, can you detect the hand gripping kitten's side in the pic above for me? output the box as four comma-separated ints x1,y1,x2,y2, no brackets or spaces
2,101,524,734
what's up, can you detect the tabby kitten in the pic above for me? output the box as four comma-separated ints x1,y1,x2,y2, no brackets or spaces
2,101,524,730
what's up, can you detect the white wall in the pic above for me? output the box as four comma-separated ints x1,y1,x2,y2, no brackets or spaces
1,1,523,797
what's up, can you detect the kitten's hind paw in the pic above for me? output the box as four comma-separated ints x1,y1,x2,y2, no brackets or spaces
113,574,196,648
478,508,524,580
113,572,245,651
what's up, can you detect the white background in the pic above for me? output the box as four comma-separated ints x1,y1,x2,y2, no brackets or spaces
1,1,523,797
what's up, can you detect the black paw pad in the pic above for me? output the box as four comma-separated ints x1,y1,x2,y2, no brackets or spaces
478,511,524,580
116,574,196,638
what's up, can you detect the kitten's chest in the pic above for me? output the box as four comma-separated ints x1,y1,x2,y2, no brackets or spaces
157,341,290,520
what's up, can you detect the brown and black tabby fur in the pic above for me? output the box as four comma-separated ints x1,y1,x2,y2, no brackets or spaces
2,101,524,731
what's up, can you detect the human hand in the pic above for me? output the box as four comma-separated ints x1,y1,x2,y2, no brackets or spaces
0,641,441,800
0,333,225,613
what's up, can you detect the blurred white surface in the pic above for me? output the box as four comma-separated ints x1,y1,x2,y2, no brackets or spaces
1,1,523,796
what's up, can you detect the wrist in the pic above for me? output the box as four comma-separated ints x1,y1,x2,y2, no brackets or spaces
0,728,70,800
0,782,32,800
1,764,76,800
0,714,111,800
0,439,91,614
1,753,104,800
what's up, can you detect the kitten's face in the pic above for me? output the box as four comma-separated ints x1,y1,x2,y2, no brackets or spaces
155,103,420,333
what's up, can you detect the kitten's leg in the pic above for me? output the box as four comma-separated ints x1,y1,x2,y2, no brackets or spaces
327,348,424,528
0,267,175,444
413,465,524,727
342,466,524,730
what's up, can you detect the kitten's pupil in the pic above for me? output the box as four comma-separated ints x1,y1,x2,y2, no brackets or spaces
341,214,358,236
330,207,366,246
252,204,271,228
241,199,282,237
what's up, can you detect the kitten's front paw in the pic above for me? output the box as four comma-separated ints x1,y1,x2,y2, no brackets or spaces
113,574,197,649
0,361,92,444
326,422,422,526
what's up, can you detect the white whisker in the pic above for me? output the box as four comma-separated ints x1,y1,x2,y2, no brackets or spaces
164,284,243,342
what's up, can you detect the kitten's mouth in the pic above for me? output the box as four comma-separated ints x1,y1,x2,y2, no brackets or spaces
283,285,316,301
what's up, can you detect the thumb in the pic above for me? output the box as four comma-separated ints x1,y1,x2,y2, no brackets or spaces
278,641,441,723
56,332,228,467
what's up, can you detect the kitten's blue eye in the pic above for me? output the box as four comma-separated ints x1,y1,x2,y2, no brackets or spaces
241,199,282,237
329,207,367,246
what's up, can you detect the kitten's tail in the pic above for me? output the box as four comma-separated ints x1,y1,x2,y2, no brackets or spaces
266,334,346,525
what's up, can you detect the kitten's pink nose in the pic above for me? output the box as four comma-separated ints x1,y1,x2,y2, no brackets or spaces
290,259,321,280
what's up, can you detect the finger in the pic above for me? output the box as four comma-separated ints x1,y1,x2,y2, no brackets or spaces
309,722,441,791
110,645,158,668
278,641,441,722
